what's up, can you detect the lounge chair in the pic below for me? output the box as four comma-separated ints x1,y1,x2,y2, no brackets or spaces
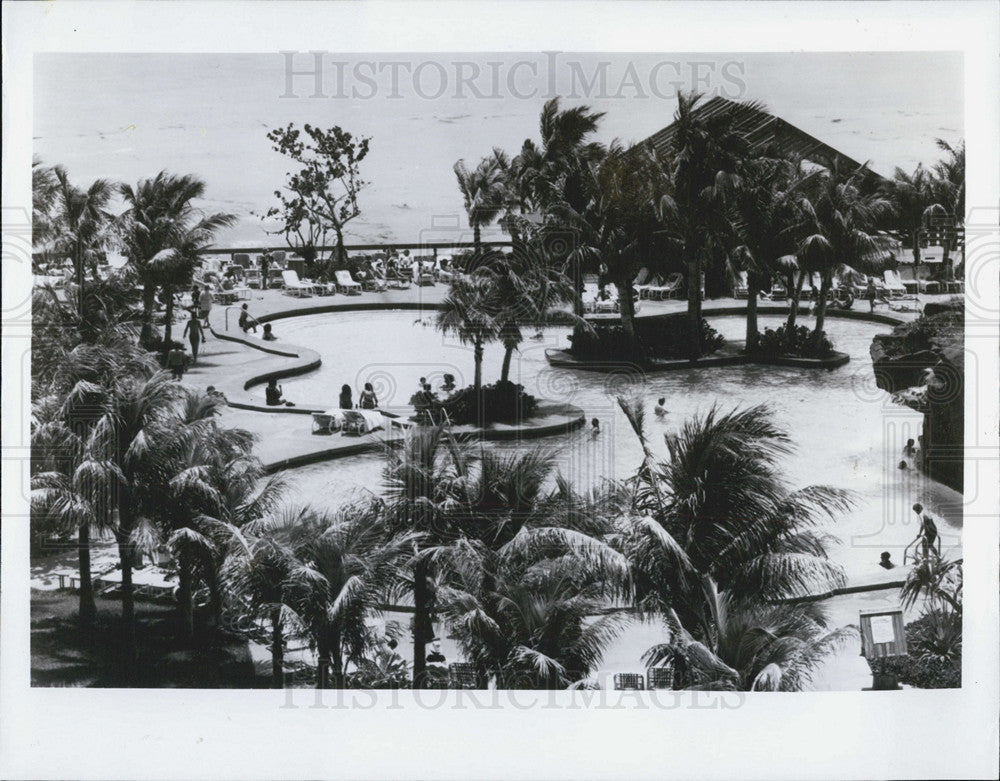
341,409,382,436
212,279,250,304
311,410,344,435
448,663,479,690
232,253,251,268
646,666,674,690
385,270,411,289
613,673,645,691
361,271,388,292
281,270,313,297
334,270,362,295
636,274,663,300
245,267,262,289
734,271,749,299
767,278,788,301
882,270,906,298
415,265,436,286
646,272,684,300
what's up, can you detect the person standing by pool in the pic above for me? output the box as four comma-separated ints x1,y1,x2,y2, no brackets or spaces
198,286,214,326
904,503,941,563
339,384,353,410
359,382,378,409
260,250,271,290
182,309,207,363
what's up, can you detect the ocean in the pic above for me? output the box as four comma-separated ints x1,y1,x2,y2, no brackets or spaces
34,52,963,249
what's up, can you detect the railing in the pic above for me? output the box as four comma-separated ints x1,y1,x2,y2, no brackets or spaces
196,239,513,257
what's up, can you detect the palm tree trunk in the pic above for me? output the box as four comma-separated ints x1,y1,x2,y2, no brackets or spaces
140,280,156,347
412,557,431,688
616,274,638,343
177,551,194,641
270,607,284,688
116,495,138,670
330,632,344,689
911,229,921,293
687,256,703,360
473,224,481,255
162,285,175,358
786,270,808,339
474,339,485,429
500,340,515,385
745,280,760,355
813,273,831,344
78,523,96,627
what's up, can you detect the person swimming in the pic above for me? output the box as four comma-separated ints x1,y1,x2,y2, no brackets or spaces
590,418,601,437
654,397,668,418
878,551,896,570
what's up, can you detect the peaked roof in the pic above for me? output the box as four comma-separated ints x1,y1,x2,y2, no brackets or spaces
644,95,868,174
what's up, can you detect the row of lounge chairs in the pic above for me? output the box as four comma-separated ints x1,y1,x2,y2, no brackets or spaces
311,408,384,436
634,269,684,300
732,270,934,301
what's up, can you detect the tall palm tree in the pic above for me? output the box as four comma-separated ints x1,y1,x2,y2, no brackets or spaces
560,142,669,343
89,370,183,665
658,93,764,359
643,588,854,691
32,158,60,267
880,163,949,294
454,151,508,253
48,166,115,288
436,272,501,416
30,401,113,627
437,539,627,689
931,138,965,279
482,245,586,383
730,156,814,353
281,502,416,688
801,164,895,344
617,398,853,643
382,427,466,686
118,172,234,346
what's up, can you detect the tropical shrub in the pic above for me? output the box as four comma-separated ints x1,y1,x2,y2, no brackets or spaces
439,380,538,426
756,324,835,359
568,317,724,361
866,610,962,689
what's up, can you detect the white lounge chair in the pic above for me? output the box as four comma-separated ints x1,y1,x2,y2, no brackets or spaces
335,270,362,295
341,409,383,436
645,272,684,300
282,270,313,297
734,271,749,299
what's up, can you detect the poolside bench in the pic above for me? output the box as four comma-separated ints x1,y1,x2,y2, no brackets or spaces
613,672,645,691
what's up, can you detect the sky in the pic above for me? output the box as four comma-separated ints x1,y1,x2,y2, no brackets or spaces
34,51,963,249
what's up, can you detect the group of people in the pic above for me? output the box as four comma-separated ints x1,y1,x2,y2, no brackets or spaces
338,382,380,410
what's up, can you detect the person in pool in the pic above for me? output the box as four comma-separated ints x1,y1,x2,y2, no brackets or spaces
440,373,456,393
590,418,601,437
878,551,896,570
653,397,668,418
904,503,941,563
358,382,378,410
262,323,277,341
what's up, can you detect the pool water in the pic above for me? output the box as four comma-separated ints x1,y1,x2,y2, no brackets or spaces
273,311,962,581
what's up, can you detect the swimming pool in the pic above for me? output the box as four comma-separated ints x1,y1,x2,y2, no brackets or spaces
271,310,962,581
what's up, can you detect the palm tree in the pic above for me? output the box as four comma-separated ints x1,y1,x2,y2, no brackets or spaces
454,151,507,253
730,157,813,353
382,427,466,686
801,164,895,344
643,588,855,691
482,245,586,383
281,502,416,688
118,172,235,347
658,93,764,359
30,401,114,627
617,398,853,643
437,539,627,689
46,166,115,291
89,370,183,664
436,273,501,419
880,163,949,295
32,158,60,268
931,139,965,280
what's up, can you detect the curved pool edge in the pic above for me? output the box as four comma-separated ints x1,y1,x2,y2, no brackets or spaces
545,347,852,373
